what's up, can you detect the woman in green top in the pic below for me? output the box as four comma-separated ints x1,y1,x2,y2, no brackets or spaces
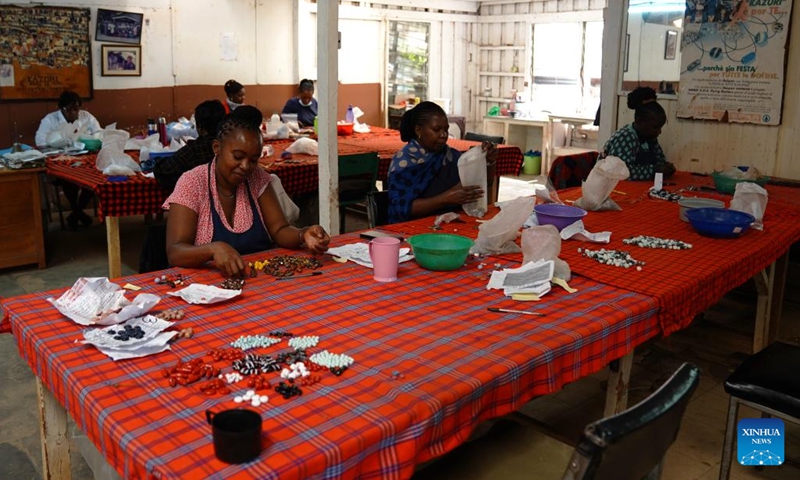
603,87,675,181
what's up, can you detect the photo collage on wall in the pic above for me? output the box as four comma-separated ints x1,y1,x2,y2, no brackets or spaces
96,9,144,77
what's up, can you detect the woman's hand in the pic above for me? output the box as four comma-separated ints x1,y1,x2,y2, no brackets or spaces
210,242,246,277
444,184,484,206
303,225,330,254
481,141,498,166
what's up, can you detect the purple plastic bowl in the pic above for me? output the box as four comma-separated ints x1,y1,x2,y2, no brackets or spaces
534,204,588,231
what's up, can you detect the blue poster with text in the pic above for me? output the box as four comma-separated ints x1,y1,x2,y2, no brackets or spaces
738,417,784,466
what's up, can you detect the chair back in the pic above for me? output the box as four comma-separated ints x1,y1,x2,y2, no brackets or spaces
338,152,380,205
563,363,700,480
139,224,169,273
548,151,599,190
464,132,505,145
366,191,390,228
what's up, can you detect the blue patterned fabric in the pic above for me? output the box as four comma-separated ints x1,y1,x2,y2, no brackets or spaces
387,139,461,223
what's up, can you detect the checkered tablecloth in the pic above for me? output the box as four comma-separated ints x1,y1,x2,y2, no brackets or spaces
554,171,800,335
338,137,525,181
3,216,658,480
46,153,167,221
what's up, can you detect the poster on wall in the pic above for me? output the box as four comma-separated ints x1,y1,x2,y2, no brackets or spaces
678,0,793,125
0,6,92,101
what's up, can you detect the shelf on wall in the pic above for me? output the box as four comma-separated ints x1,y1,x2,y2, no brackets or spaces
476,96,515,102
478,71,525,77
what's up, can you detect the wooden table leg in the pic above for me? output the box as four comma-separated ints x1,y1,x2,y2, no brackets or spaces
604,352,633,416
106,216,122,279
36,377,72,480
753,252,789,353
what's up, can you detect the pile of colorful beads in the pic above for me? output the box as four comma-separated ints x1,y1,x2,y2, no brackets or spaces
107,325,145,341
219,278,245,290
154,273,188,288
232,354,281,375
254,255,323,277
310,350,354,369
648,188,682,202
234,390,269,407
208,347,244,362
274,382,303,399
288,336,319,350
578,247,645,270
269,330,294,338
246,374,271,390
280,362,311,380
199,378,230,395
156,308,185,321
276,348,310,365
223,372,244,384
623,235,692,250
230,335,282,351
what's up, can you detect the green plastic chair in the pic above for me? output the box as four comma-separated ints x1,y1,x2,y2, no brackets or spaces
338,152,380,231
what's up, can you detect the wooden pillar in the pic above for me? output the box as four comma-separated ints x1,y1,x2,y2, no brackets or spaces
317,0,340,235
36,378,72,480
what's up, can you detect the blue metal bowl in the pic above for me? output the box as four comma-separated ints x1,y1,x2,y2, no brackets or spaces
685,207,755,238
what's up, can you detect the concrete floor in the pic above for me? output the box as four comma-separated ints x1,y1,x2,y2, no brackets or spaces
1,176,798,479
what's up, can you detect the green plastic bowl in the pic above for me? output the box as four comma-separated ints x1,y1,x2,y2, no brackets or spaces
407,233,474,271
79,137,103,152
711,171,768,194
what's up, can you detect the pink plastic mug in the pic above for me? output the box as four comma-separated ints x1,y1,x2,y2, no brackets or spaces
368,237,401,282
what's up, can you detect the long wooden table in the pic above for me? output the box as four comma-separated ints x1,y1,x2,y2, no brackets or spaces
2,215,661,479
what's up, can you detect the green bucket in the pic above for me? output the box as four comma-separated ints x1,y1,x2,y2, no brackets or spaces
523,155,541,175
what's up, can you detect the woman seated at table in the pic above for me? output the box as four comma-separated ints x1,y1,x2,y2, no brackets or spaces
603,87,675,181
223,79,245,114
163,106,330,277
387,101,497,224
35,90,102,229
281,79,318,127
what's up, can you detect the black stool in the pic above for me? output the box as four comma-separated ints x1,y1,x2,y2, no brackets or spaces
719,341,800,479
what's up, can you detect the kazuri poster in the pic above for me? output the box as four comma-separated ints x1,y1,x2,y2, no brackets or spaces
678,0,793,125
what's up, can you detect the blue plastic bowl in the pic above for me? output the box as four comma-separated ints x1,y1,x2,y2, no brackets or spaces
534,204,587,231
685,207,755,238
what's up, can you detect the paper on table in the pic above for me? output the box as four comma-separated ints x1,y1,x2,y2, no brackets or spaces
167,284,241,304
48,277,160,326
326,243,414,268
487,260,554,297
560,220,611,244
82,315,174,349
95,332,177,361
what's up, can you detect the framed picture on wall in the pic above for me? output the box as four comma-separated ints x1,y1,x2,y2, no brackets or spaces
95,9,143,44
101,45,141,76
664,30,678,60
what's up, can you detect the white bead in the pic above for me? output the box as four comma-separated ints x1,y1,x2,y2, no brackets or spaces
251,398,261,407
260,395,268,403
234,396,243,403
280,368,290,378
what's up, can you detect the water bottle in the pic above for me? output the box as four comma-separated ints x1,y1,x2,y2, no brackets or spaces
157,117,168,147
147,118,157,136
345,105,354,124
266,113,281,137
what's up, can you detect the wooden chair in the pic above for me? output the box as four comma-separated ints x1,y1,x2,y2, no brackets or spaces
718,341,800,479
339,152,380,231
365,191,390,228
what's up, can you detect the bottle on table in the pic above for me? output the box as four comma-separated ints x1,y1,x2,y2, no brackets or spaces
345,105,354,124
157,117,168,146
147,118,157,137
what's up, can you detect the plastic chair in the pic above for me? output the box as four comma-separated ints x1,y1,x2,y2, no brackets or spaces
464,132,505,145
563,362,700,480
365,191,390,228
718,341,800,479
339,152,380,231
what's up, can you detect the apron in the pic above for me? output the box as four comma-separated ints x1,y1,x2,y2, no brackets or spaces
419,158,462,216
207,163,272,255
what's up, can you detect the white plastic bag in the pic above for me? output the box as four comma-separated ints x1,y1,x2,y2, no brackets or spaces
521,225,571,281
574,155,630,211
730,182,768,230
96,128,139,175
286,137,319,155
457,146,488,218
472,196,535,254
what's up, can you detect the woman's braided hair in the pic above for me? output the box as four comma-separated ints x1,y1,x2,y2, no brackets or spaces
216,105,263,142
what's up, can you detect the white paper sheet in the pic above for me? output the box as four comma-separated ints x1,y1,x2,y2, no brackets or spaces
559,220,611,244
48,277,160,326
95,332,177,361
325,243,414,268
220,32,238,61
167,284,241,304
487,260,554,298
81,315,176,361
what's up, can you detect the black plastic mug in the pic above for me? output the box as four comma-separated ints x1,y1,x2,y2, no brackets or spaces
206,409,262,464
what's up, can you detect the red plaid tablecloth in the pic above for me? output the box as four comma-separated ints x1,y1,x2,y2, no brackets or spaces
555,171,800,335
46,153,167,221
3,217,658,480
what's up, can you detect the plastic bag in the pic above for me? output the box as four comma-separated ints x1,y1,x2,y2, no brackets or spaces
730,182,768,230
472,196,535,254
167,117,198,142
521,225,571,281
574,155,629,211
286,137,319,155
270,174,300,225
96,128,139,175
45,122,81,148
457,146,488,218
